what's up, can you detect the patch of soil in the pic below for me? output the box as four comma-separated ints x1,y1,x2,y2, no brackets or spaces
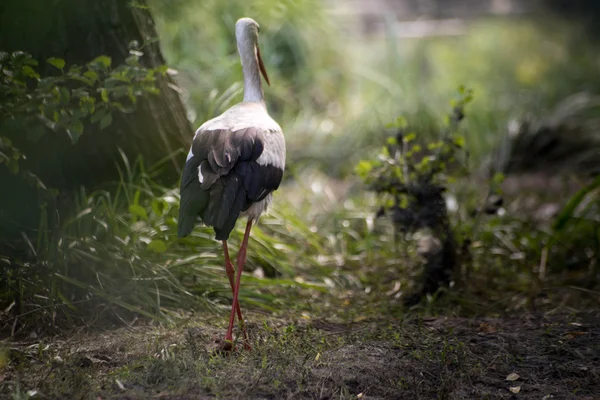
1,312,599,399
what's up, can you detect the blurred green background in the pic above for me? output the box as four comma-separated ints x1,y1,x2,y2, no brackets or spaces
151,0,600,173
1,0,600,334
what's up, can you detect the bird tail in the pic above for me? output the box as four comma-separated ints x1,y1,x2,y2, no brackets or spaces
177,215,196,238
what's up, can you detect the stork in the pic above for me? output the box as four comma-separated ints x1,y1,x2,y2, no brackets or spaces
178,17,285,351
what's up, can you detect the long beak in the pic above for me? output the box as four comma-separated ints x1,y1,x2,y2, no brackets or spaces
256,45,270,86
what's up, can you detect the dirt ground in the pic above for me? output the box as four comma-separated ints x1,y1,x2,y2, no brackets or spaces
2,311,599,400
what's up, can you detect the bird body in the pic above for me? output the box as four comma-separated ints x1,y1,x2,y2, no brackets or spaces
177,17,284,351
178,103,285,240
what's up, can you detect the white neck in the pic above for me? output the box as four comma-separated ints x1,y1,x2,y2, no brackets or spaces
238,37,264,104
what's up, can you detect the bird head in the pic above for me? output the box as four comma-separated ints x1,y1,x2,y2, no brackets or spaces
235,17,270,86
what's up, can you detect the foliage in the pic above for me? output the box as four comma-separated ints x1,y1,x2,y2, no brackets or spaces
0,50,166,181
551,175,600,275
354,86,600,307
0,154,333,335
357,87,473,220
492,92,600,176
355,87,476,302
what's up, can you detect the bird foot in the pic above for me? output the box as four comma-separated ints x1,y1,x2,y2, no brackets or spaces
208,335,252,355
209,336,234,355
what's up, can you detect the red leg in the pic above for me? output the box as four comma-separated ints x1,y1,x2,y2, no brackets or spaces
222,240,249,348
225,219,253,350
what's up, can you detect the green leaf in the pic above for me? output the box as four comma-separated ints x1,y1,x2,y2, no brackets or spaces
355,160,373,178
404,132,416,143
145,86,160,95
453,136,465,148
66,120,84,143
125,55,139,66
492,172,505,185
91,109,108,124
92,55,112,68
60,87,71,103
83,70,99,82
47,57,65,70
100,114,113,130
156,65,169,75
100,88,109,102
147,240,168,253
395,116,407,128
554,175,600,231
68,65,82,74
151,199,165,217
22,65,39,79
129,204,148,220
67,75,93,86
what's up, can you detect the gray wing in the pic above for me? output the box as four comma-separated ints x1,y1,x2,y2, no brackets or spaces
178,127,283,240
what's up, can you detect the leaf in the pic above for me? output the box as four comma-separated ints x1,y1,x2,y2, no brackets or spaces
453,135,465,148
151,199,165,217
554,175,600,231
100,114,113,130
147,240,168,253
66,120,84,143
47,57,65,70
564,331,586,340
355,160,373,178
101,88,109,102
83,70,99,82
505,372,520,381
156,65,169,75
492,172,506,185
509,386,521,394
125,55,139,66
67,75,93,86
129,204,148,220
91,109,108,124
404,132,416,143
68,65,82,74
22,65,39,79
92,55,112,68
60,87,71,103
395,116,407,128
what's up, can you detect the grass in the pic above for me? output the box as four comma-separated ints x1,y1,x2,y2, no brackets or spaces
0,154,340,335
3,311,600,399
2,135,599,336
1,151,599,397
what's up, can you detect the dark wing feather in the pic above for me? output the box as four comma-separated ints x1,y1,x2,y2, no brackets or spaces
178,127,283,240
177,155,207,237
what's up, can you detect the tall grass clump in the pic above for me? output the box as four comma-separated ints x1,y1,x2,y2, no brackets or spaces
1,155,332,337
